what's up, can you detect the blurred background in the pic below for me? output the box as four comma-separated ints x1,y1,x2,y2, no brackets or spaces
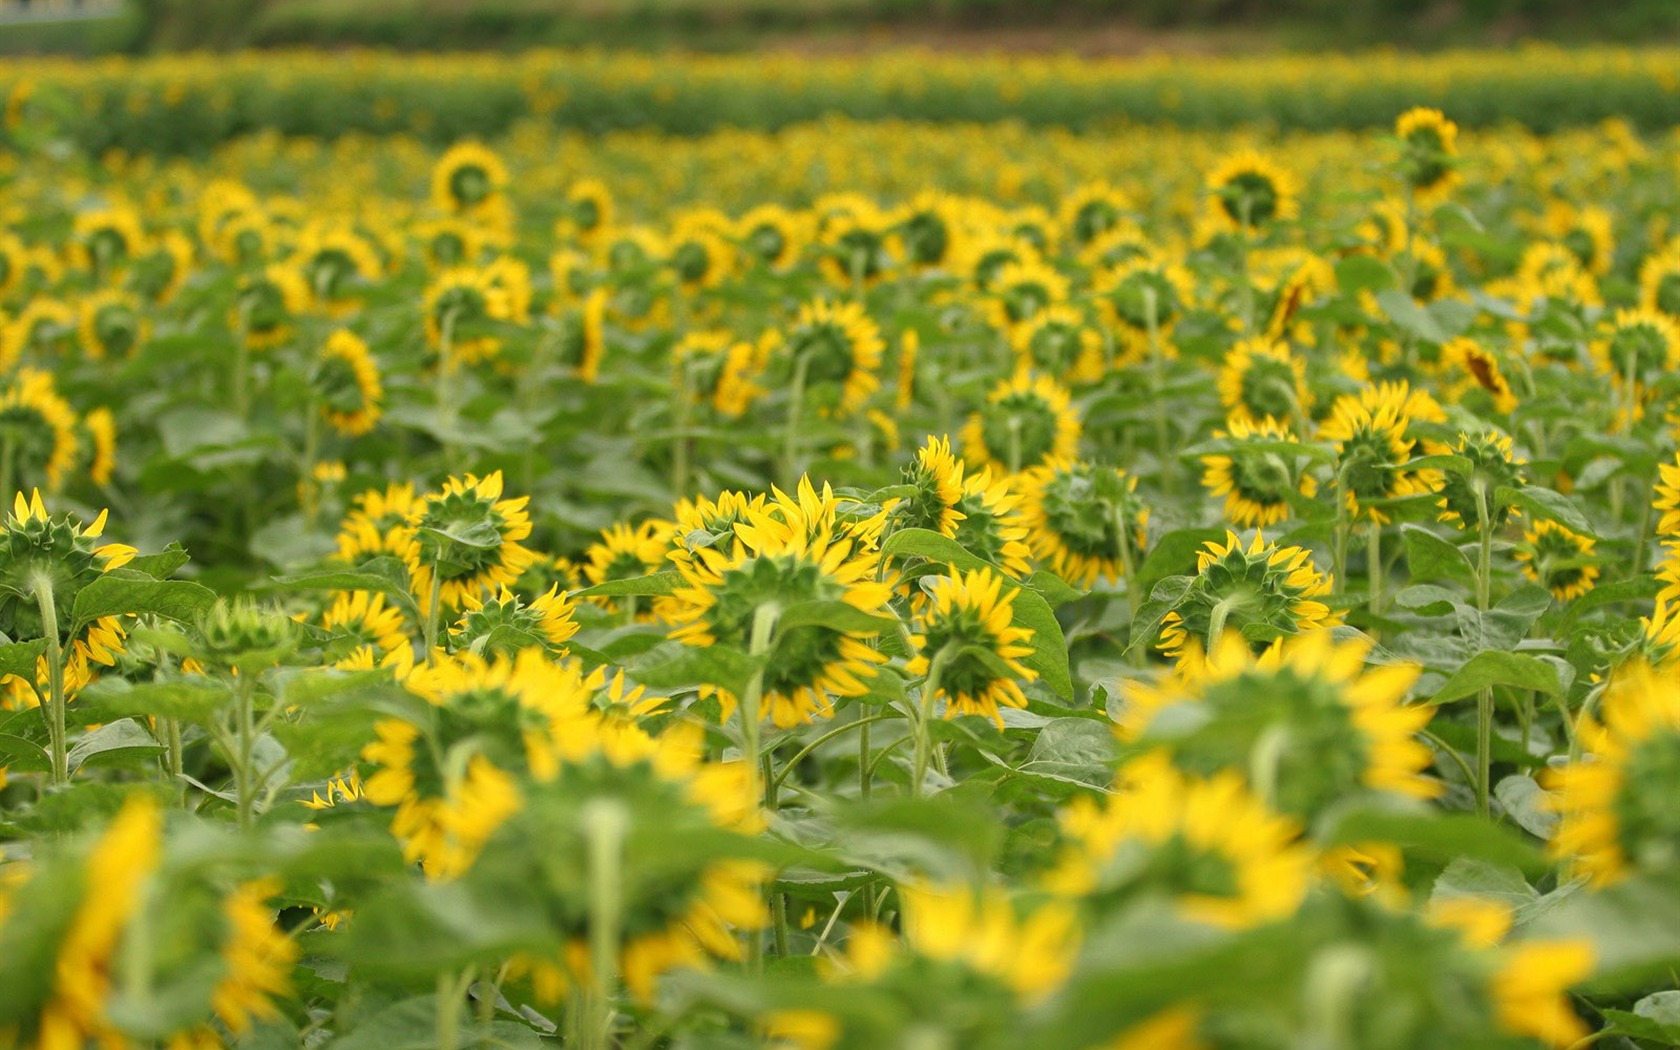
6,0,1680,55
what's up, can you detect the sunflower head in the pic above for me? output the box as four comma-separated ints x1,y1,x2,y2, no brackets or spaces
666,494,892,727
960,368,1082,475
196,598,300,673
1516,521,1598,602
77,290,146,360
1444,337,1518,415
736,203,806,271
1017,457,1146,589
313,329,384,438
775,298,885,419
1094,255,1191,337
1437,430,1526,531
232,265,310,350
452,584,578,660
1201,415,1317,529
1206,150,1300,231
1394,107,1460,199
1011,304,1104,385
1049,750,1312,930
1593,307,1680,389
431,141,508,213
403,471,537,613
1060,182,1132,247
951,468,1035,580
888,435,967,537
1157,530,1337,664
0,369,79,493
1547,659,1680,887
907,567,1036,726
0,490,135,647
582,518,676,617
1218,337,1309,429
670,490,768,567
336,482,419,562
1319,386,1439,524
1122,632,1438,819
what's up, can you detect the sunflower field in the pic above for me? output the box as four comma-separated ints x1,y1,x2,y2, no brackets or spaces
5,45,1680,1050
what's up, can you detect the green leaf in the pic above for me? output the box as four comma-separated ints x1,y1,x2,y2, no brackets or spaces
69,573,218,633
66,718,163,772
1025,571,1086,608
1401,525,1474,586
1493,774,1557,839
1375,288,1449,344
0,640,46,683
264,558,411,598
1319,803,1547,874
124,543,191,581
1558,575,1661,626
79,677,230,722
775,600,900,636
881,528,1001,575
1125,576,1193,658
328,997,547,1050
1530,875,1680,992
568,570,681,600
1498,485,1597,537
1335,254,1397,295
1430,651,1561,705
0,733,50,771
1133,528,1226,599
1019,718,1115,787
628,642,763,700
1010,588,1073,702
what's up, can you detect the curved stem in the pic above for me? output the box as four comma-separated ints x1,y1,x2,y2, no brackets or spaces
773,714,893,790
1475,488,1495,818
582,800,628,1050
1366,523,1384,622
910,645,955,798
781,354,811,491
422,560,445,666
32,571,67,787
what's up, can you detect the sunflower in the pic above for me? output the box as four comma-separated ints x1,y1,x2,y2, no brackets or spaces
1442,337,1518,414
667,215,736,292
1547,659,1680,886
669,490,769,568
1515,241,1603,310
1122,631,1439,816
772,298,885,419
1205,150,1300,232
210,878,298,1036
885,434,967,538
1079,222,1155,272
952,467,1035,580
666,494,892,727
1011,304,1104,385
1394,107,1460,202
81,407,116,488
885,882,1079,1003
313,328,383,437
582,518,676,618
984,258,1070,334
0,368,80,493
1437,430,1526,531
402,471,538,614
424,264,516,366
957,231,1042,293
128,229,196,305
907,567,1035,726
430,140,508,215
554,286,608,384
1016,457,1147,589
1091,253,1194,365
557,178,615,246
892,190,966,271
293,223,383,316
736,203,807,272
231,264,311,350
674,330,765,419
1217,337,1310,429
0,231,27,299
1049,750,1312,930
1637,247,1680,318
1591,308,1680,423
75,289,147,359
1201,415,1318,529
895,329,917,414
319,589,413,673
1156,530,1338,666
1058,182,1132,248
336,482,419,562
1537,201,1614,277
818,201,895,287
72,204,148,278
417,216,488,271
0,297,75,366
1249,247,1336,341
1318,385,1440,524
1516,521,1598,602
30,796,163,1048
1489,941,1595,1050
960,368,1082,475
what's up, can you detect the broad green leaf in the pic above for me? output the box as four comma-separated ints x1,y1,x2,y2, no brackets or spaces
568,570,681,599
1375,288,1450,344
80,677,230,722
881,528,1000,575
1319,803,1547,873
1430,651,1561,705
0,640,46,683
776,600,900,636
124,543,192,581
1498,485,1597,537
67,718,163,772
1133,528,1226,599
70,573,217,633
1401,524,1474,586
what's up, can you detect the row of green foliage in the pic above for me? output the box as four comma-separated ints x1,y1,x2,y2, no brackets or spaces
9,45,1680,156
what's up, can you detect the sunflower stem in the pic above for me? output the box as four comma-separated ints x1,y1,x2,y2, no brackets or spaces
781,353,811,490
232,668,257,830
911,644,956,798
1143,285,1175,495
301,393,321,529
1005,415,1023,475
0,434,14,514
582,798,628,1050
1475,487,1495,819
422,558,445,666
1206,595,1240,654
1114,504,1144,667
1366,523,1384,622
858,715,872,800
435,969,466,1050
233,299,253,423
31,569,68,787
1634,468,1655,575
435,307,460,472
672,361,694,499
